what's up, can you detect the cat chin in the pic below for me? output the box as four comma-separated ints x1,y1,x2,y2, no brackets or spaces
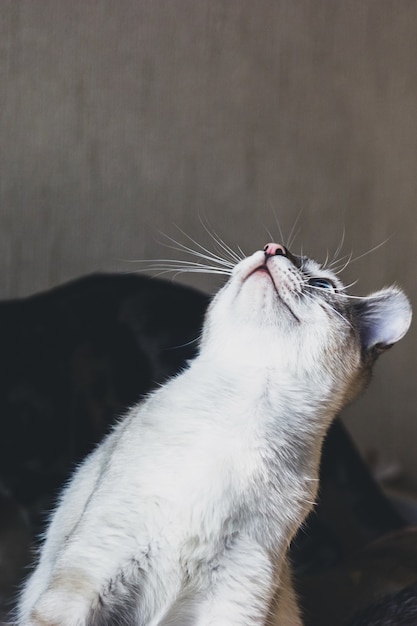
202,289,349,370
203,277,299,342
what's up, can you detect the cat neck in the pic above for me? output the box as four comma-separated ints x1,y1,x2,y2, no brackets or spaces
196,334,337,412
175,347,339,440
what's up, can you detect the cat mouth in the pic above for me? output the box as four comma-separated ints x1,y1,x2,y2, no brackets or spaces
247,262,283,288
253,265,270,276
245,264,301,323
247,262,274,279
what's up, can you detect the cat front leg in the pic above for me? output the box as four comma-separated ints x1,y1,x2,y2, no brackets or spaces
18,533,181,626
193,535,278,626
18,530,146,625
18,564,105,626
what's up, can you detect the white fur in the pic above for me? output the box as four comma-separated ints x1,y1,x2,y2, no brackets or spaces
17,248,411,625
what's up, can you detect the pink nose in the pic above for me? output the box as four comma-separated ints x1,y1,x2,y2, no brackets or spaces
263,243,287,257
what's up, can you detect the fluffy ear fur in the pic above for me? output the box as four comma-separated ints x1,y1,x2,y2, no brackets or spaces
355,287,412,352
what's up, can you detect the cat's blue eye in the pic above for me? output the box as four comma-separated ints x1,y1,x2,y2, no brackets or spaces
308,277,336,291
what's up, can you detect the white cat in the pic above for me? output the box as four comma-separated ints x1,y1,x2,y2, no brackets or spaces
17,243,411,626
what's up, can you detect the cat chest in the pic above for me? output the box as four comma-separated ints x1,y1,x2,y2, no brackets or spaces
115,409,303,551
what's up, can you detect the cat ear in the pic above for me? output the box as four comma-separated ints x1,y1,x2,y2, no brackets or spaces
355,287,412,352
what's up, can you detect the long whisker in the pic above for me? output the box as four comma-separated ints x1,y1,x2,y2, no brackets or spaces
163,335,203,351
306,284,371,302
347,237,391,265
287,208,304,250
144,264,232,275
331,227,346,266
162,229,230,265
263,223,275,243
331,251,354,275
156,232,235,269
175,222,240,265
125,257,233,271
271,205,286,245
152,268,230,281
328,253,352,270
329,236,391,274
237,245,246,258
321,249,330,270
125,257,233,280
198,216,243,263
340,279,359,291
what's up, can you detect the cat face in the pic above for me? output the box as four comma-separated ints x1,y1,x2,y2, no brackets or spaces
201,244,411,407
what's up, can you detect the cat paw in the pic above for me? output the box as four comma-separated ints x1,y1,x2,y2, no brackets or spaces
20,590,92,626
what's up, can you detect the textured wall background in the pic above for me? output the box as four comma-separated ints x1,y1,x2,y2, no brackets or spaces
1,1,416,483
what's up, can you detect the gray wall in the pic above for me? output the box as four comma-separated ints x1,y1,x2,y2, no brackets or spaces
1,1,416,485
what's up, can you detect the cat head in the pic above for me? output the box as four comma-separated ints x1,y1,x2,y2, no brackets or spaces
200,243,411,410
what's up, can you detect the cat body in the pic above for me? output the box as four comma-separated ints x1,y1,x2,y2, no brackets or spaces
17,243,411,625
